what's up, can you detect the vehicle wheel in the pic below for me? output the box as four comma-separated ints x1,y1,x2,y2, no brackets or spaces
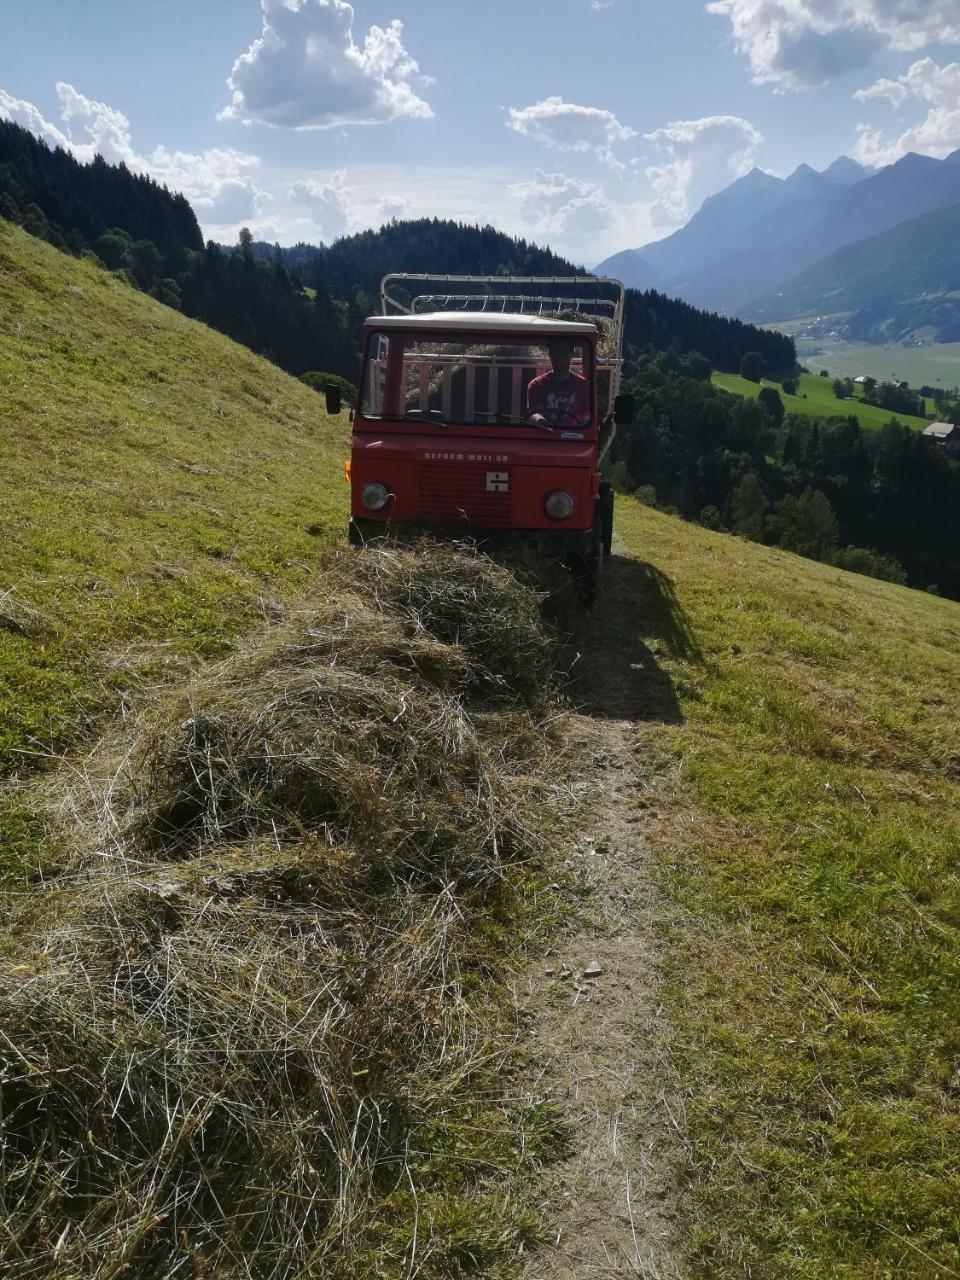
599,483,614,556
576,558,597,607
568,527,603,607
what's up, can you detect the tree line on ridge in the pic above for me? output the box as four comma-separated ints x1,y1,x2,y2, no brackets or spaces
0,119,793,382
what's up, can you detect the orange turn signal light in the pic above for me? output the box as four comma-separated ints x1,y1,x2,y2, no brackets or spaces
344,460,352,482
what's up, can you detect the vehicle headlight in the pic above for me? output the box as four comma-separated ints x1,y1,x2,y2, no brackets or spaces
545,491,575,520
361,482,391,511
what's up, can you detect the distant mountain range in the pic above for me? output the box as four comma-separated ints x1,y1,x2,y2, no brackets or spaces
596,150,960,342
748,200,960,342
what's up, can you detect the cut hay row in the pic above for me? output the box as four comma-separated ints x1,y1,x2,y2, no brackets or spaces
0,545,575,1280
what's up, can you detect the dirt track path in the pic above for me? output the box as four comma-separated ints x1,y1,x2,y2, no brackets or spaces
521,553,693,1279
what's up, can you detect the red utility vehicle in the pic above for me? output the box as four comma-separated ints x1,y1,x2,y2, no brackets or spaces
336,274,632,592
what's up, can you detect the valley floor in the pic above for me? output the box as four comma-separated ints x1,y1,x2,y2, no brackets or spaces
791,336,960,391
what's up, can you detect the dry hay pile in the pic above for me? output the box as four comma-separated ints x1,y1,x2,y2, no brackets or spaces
549,311,614,359
0,545,571,1279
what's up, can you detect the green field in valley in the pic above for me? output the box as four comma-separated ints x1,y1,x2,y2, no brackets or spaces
788,335,960,391
713,369,932,431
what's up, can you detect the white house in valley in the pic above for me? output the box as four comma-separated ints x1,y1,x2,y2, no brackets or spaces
922,422,960,453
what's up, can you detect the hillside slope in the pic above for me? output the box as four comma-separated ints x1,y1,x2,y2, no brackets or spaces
3,214,960,1275
0,222,348,823
605,502,960,1275
748,200,960,335
712,370,931,432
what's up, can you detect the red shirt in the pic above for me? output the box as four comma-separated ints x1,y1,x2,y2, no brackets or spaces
527,371,591,428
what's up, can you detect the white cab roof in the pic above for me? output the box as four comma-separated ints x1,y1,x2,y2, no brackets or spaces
364,311,598,337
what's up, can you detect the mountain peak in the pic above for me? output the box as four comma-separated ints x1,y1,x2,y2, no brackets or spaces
894,151,935,169
820,156,872,187
741,166,779,187
701,166,780,208
785,163,825,192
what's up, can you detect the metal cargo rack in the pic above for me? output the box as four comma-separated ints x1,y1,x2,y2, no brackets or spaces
380,273,626,404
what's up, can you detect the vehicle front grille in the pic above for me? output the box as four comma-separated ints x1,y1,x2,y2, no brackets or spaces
417,463,512,528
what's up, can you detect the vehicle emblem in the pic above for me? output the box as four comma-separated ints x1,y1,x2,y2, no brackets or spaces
486,471,509,493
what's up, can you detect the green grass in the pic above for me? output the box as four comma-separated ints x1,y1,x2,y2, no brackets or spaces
0,222,350,869
789,336,960,392
7,219,960,1273
613,504,960,1276
713,370,932,431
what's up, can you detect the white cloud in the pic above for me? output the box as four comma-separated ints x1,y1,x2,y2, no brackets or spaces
220,0,432,129
510,169,617,236
506,168,679,261
290,172,353,237
55,82,139,165
194,176,264,224
0,88,70,148
708,0,960,89
290,172,409,239
507,96,636,172
376,194,408,220
855,74,910,108
854,58,960,164
643,158,696,224
644,115,764,221
0,82,268,234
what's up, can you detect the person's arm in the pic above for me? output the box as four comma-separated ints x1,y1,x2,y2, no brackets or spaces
528,374,546,422
579,377,592,426
568,375,590,429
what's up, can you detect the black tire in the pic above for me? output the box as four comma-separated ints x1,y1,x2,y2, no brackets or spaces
567,524,603,607
598,482,614,556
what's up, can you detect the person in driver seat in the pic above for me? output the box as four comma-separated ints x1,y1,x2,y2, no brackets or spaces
527,339,590,429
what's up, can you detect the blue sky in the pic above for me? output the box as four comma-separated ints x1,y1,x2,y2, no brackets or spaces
2,0,959,262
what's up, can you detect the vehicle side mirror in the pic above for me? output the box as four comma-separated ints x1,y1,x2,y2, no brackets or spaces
325,386,342,416
613,393,635,426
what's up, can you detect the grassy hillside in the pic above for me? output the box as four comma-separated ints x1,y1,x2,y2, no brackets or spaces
5,216,960,1274
612,503,960,1275
0,222,349,867
713,369,931,431
0,224,579,1279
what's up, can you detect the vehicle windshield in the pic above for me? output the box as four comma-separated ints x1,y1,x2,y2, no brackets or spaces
360,331,594,430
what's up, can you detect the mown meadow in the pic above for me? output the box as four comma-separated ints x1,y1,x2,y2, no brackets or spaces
614,502,960,1276
4,215,959,1276
0,222,349,872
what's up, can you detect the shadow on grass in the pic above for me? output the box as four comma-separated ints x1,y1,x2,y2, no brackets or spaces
572,554,701,723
